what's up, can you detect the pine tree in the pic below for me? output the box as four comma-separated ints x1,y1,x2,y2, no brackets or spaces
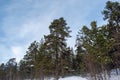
103,1,120,74
0,63,6,80
35,38,54,79
44,17,71,80
6,58,17,80
76,21,114,80
20,41,39,79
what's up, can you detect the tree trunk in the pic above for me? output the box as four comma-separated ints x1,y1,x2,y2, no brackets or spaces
55,53,59,80
61,55,65,78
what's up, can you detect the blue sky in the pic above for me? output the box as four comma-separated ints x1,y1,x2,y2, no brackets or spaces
0,0,119,63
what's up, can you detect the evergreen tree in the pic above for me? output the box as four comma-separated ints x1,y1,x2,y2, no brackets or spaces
6,58,17,80
35,38,54,79
0,63,6,80
76,21,114,80
44,17,71,80
20,41,39,79
103,1,120,74
19,59,29,79
75,38,86,74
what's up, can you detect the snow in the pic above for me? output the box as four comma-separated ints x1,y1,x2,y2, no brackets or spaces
49,76,87,80
46,68,120,80
48,69,120,80
49,75,120,80
109,69,120,80
59,76,87,80
110,75,120,80
26,74,120,80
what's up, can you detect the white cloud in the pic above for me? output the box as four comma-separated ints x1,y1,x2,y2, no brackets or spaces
1,0,61,63
1,0,115,63
11,46,24,62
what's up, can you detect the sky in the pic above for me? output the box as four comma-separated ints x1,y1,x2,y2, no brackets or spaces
0,0,119,63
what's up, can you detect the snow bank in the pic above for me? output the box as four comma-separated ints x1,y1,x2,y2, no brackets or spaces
109,68,120,80
59,76,87,80
50,76,87,80
58,75,120,80
110,75,120,80
49,70,120,80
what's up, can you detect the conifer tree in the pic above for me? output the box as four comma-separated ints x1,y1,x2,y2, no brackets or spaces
44,17,71,80
0,63,6,80
20,41,39,79
76,21,114,80
6,58,17,80
103,1,120,74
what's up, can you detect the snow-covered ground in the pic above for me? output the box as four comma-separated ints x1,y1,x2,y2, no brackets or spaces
29,74,120,80
49,75,120,80
59,76,87,80
110,75,120,80
25,69,120,80
109,69,120,80
49,76,87,80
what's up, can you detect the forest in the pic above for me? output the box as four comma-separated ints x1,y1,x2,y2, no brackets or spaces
0,1,120,80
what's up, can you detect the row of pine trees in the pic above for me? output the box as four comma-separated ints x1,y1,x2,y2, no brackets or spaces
0,1,120,80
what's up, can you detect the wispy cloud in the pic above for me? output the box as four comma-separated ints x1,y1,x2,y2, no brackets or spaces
0,0,61,63
1,0,118,63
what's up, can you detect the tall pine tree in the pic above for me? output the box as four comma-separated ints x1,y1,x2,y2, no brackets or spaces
44,17,71,80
